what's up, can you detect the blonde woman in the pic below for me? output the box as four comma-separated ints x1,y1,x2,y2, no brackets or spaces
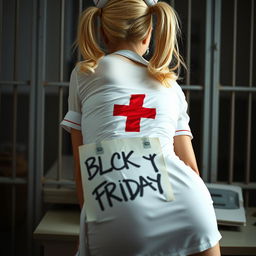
61,0,222,255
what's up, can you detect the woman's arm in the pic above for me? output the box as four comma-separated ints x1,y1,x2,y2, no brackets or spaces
71,128,84,208
173,135,200,175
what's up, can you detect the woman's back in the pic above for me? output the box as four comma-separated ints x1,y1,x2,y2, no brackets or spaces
76,52,184,146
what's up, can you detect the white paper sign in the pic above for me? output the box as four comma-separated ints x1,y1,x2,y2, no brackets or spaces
79,137,175,221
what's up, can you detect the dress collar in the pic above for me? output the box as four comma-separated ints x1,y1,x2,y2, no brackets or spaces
111,50,149,66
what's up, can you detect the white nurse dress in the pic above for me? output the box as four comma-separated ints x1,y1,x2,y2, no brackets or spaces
60,50,222,256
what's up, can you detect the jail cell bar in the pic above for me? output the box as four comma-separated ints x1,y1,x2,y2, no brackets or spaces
214,0,256,207
37,0,84,201
0,0,38,256
170,0,211,181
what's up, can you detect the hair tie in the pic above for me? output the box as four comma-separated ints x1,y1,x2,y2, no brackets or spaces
93,0,158,8
144,0,158,6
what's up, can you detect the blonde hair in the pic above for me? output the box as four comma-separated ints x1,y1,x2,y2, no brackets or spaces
75,0,184,87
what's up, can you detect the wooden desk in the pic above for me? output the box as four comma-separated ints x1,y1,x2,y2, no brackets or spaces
219,208,256,255
34,208,256,256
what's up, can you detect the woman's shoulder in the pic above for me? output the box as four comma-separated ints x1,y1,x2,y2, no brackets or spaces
170,80,184,94
72,61,99,81
170,80,188,105
74,55,121,77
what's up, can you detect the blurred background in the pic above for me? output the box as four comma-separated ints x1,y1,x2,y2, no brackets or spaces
0,0,255,255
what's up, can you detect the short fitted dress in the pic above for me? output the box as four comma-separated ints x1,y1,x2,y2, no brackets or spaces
60,50,222,256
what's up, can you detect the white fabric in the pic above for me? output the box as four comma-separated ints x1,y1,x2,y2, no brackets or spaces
61,50,221,256
60,67,82,133
174,84,193,139
115,50,149,66
144,0,158,6
60,110,81,133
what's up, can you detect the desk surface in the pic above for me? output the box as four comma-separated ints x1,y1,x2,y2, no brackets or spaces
219,207,256,255
34,207,256,255
34,209,79,241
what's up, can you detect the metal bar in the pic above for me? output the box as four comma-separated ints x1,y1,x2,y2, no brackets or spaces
0,88,1,125
57,0,65,182
0,0,2,127
11,0,20,254
245,0,254,184
210,0,221,182
43,81,69,86
186,0,191,86
11,85,18,177
185,90,191,114
184,0,192,114
249,0,254,88
60,0,64,83
43,179,76,186
202,0,213,181
27,0,38,254
216,181,256,190
0,177,27,184
229,99,235,183
228,0,237,184
58,111,63,179
77,0,83,61
35,0,47,227
0,0,3,78
0,80,30,85
219,86,256,92
180,85,203,90
245,92,252,184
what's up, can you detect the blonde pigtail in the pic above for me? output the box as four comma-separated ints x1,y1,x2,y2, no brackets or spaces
76,7,105,73
148,2,184,87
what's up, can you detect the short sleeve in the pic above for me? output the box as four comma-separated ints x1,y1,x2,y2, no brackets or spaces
60,67,82,133
174,82,193,140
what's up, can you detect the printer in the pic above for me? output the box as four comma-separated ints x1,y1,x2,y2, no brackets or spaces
205,183,246,226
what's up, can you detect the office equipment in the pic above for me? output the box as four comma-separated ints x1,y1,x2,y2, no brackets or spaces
205,183,246,226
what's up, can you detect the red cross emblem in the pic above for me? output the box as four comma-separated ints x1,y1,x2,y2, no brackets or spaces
113,94,156,132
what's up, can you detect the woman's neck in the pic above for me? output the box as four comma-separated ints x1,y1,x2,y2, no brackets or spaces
107,42,144,56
